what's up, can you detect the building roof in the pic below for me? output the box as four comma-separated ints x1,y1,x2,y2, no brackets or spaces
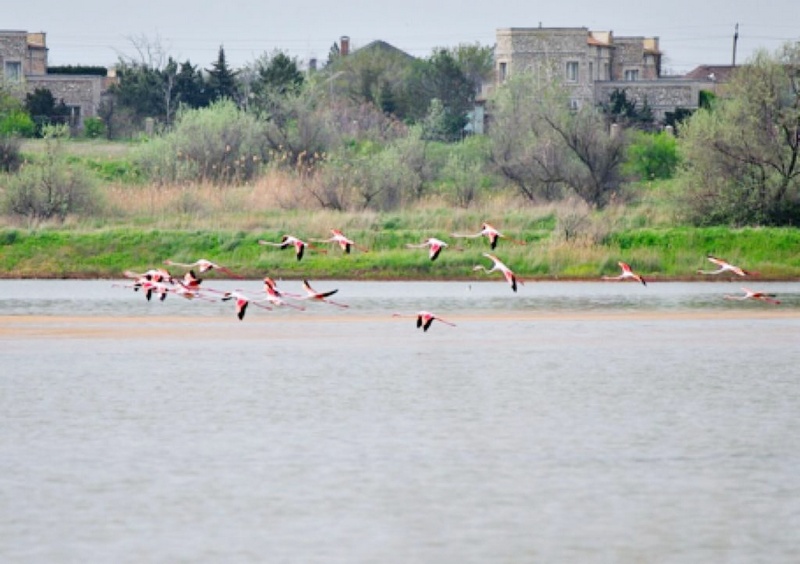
684,65,737,82
355,40,415,61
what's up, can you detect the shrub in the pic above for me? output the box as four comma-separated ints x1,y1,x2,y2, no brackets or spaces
0,135,23,172
624,130,679,181
134,99,269,185
83,117,106,139
0,110,36,137
1,125,101,220
2,162,99,221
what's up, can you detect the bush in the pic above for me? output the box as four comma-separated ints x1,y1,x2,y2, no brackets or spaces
1,125,101,220
83,117,106,139
2,163,99,221
624,130,679,181
0,110,36,137
0,135,23,172
134,99,269,185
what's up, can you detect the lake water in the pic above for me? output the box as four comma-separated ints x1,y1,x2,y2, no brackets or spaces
1,279,799,563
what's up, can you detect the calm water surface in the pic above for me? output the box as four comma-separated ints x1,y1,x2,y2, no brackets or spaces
1,280,799,563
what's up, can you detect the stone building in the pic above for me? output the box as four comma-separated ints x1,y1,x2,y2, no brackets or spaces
1,30,113,130
493,26,714,121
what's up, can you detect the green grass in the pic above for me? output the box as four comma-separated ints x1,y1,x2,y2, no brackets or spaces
2,224,798,280
3,139,799,281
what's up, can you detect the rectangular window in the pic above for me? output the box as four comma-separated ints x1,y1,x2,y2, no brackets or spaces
624,69,639,81
589,62,594,81
566,61,579,82
4,61,22,82
67,106,81,127
499,62,507,83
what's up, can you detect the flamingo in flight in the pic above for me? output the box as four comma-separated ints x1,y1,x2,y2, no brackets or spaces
393,311,456,332
119,269,174,299
298,279,349,308
163,258,243,279
262,277,305,310
405,237,457,261
451,222,525,250
123,268,174,285
602,262,647,286
258,235,326,261
724,287,780,305
473,253,523,292
140,279,171,302
169,284,215,301
179,269,203,290
312,229,368,254
697,255,751,277
221,290,272,320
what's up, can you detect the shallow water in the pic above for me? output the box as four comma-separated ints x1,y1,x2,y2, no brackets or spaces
1,280,799,563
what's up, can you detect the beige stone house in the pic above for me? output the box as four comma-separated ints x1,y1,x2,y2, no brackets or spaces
493,26,715,121
1,30,113,130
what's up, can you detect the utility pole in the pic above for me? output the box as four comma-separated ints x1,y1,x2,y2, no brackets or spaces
732,23,739,67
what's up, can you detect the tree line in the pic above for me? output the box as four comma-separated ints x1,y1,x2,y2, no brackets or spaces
1,40,799,227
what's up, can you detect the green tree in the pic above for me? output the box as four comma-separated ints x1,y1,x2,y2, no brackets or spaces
447,42,494,95
625,130,679,181
325,42,341,68
24,88,71,135
602,88,655,129
258,51,304,95
246,50,305,114
678,43,800,225
109,61,165,125
174,60,209,109
206,45,239,102
409,49,475,141
326,41,415,120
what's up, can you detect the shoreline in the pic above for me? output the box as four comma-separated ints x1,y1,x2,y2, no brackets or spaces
2,273,799,282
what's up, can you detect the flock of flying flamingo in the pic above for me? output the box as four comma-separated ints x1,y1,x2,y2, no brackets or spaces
118,223,782,331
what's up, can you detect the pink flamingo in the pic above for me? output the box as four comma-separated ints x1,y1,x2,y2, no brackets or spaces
697,255,750,277
405,237,457,261
262,277,305,310
166,274,216,301
393,311,456,332
221,290,272,320
298,279,349,308
473,253,523,292
724,287,780,305
258,235,326,261
179,269,203,290
602,262,647,286
451,222,525,250
312,229,368,254
123,268,174,285
120,269,174,299
163,258,242,279
140,279,171,302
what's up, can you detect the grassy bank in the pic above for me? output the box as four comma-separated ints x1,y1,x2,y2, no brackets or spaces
4,140,799,281
2,223,799,281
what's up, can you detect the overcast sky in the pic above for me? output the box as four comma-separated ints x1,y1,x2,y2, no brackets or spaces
6,1,799,74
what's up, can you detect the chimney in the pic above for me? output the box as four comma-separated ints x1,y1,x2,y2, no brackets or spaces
340,35,350,57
